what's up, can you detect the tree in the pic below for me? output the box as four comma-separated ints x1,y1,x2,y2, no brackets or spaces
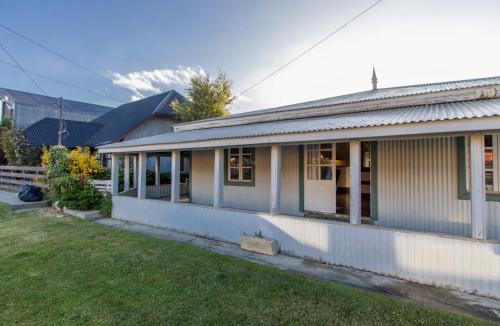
172,71,234,122
2,128,41,166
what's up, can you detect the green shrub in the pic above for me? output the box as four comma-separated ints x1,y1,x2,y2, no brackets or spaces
1,117,12,128
60,180,102,211
2,128,41,166
48,175,102,210
47,175,78,205
44,147,71,179
91,167,111,180
100,192,112,217
2,129,16,165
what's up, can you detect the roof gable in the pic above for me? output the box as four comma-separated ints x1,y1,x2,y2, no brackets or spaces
84,90,184,146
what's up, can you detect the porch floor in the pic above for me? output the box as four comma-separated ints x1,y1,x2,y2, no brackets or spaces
95,217,500,322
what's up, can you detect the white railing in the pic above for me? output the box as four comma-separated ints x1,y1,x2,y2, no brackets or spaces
90,180,112,193
0,165,47,191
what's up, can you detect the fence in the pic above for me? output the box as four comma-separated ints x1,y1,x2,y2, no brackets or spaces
90,180,112,193
0,165,47,191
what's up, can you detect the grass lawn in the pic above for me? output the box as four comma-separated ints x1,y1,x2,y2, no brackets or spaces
0,205,492,325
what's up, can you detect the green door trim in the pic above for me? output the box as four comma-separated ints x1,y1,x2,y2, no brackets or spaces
299,145,304,213
370,141,378,221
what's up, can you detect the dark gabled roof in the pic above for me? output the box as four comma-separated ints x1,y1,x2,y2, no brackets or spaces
0,87,113,116
84,90,183,146
23,118,103,148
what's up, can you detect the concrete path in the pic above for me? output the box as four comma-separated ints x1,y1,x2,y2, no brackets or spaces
0,190,47,211
95,218,500,323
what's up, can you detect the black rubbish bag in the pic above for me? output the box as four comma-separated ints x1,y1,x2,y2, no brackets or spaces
18,185,43,202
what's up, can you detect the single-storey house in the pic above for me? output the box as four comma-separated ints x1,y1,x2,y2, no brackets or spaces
98,75,500,298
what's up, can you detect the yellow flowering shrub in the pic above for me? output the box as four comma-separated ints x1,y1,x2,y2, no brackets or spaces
41,147,50,167
68,146,102,177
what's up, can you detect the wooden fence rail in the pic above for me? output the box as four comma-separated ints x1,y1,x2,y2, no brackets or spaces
0,165,47,192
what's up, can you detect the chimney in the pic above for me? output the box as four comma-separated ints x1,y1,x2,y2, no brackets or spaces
371,67,378,90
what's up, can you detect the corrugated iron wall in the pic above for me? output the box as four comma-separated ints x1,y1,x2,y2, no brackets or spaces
376,137,500,240
191,150,215,206
113,195,500,298
191,146,301,215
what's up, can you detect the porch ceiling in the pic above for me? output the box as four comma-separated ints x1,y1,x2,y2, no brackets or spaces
98,98,500,153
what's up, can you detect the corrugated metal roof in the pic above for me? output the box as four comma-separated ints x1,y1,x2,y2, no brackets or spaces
0,88,113,115
188,75,500,122
100,98,500,149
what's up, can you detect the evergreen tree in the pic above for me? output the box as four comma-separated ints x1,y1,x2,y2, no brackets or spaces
172,72,233,122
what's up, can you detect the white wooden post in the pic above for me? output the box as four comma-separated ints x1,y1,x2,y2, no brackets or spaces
137,152,147,199
123,154,130,191
470,133,486,240
350,140,362,224
270,144,282,215
214,148,224,208
133,155,138,188
111,154,119,195
154,155,161,186
171,150,180,203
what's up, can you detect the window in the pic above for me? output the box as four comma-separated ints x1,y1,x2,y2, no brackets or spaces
225,147,255,185
458,134,500,201
306,144,334,180
484,135,495,191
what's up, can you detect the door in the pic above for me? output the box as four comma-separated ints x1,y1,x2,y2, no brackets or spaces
304,143,336,213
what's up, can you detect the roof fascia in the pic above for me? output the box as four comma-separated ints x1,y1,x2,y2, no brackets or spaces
98,115,500,154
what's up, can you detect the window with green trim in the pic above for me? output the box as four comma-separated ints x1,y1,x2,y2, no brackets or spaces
225,147,255,185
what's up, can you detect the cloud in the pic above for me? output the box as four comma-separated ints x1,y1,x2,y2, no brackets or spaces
228,92,252,114
111,65,206,100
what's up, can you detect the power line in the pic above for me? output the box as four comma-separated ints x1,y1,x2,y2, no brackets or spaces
0,41,48,96
0,58,125,103
239,0,383,96
0,23,132,94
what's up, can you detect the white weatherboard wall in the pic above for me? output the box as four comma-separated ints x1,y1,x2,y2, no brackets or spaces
112,195,500,298
191,146,301,215
377,137,500,240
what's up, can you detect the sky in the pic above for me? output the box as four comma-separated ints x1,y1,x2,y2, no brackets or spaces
1,0,500,114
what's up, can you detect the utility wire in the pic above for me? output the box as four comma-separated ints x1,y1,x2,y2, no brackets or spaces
0,58,125,103
0,23,132,95
0,41,48,96
239,0,383,95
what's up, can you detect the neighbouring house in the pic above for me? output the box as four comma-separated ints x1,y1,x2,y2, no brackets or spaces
100,75,500,298
23,90,185,167
0,88,113,129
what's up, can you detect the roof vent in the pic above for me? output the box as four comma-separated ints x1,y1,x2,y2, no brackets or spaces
371,67,378,90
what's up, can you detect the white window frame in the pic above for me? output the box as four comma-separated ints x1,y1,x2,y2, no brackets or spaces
227,147,254,183
306,143,335,181
466,134,500,193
